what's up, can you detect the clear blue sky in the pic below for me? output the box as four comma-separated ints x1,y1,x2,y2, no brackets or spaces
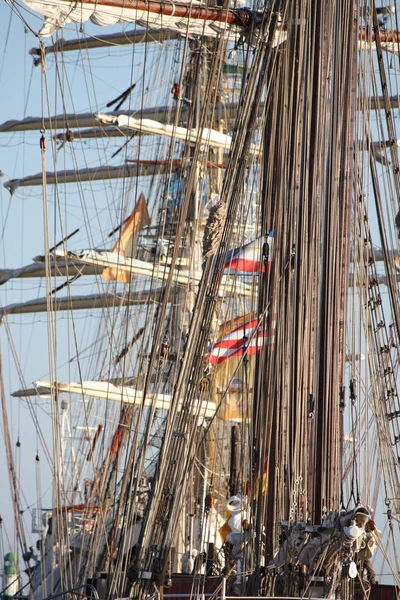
0,1,177,560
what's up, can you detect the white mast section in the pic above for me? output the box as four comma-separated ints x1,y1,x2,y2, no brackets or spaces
0,260,99,286
0,290,162,320
4,162,171,195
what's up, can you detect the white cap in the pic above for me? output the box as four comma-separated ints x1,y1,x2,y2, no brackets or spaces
344,523,363,540
227,495,241,511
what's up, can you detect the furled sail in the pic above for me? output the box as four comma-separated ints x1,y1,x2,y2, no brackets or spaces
34,380,217,418
97,114,262,154
10,0,270,40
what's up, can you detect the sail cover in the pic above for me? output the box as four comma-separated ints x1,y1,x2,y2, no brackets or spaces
34,380,217,418
98,114,262,155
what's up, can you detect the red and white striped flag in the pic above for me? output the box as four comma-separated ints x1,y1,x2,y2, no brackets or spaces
207,314,275,365
224,232,274,273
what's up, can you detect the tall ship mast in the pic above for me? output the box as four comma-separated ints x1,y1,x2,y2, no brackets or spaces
1,1,400,600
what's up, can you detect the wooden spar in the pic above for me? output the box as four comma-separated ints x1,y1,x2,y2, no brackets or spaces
91,0,246,25
360,27,400,43
26,0,248,26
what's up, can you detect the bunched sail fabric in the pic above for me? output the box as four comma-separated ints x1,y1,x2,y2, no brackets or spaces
17,0,264,38
225,232,274,273
207,314,275,364
11,0,290,46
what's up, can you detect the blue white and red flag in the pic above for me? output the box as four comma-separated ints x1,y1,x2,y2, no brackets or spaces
224,232,274,273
